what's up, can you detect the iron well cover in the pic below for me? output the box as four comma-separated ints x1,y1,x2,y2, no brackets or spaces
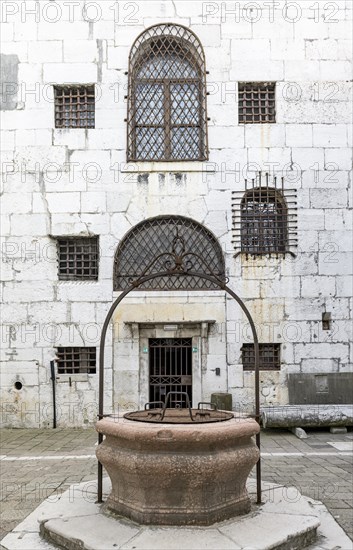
124,407,234,424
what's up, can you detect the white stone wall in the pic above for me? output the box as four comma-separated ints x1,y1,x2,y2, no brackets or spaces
1,0,352,426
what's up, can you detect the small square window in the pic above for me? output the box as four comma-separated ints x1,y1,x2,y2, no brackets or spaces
238,82,276,124
54,85,95,129
57,237,99,281
241,343,280,370
56,347,96,374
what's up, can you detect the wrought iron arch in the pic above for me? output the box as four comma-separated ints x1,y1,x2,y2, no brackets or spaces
113,215,226,291
127,23,208,161
98,242,262,505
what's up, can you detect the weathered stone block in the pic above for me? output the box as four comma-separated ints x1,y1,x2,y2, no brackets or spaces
230,60,284,80
1,193,32,214
325,148,352,170
3,281,55,303
43,63,97,83
28,40,62,63
292,148,325,170
16,129,52,147
231,39,271,60
305,39,339,60
301,276,336,298
46,192,81,213
336,276,353,297
57,281,112,302
313,124,347,147
10,214,48,236
311,188,347,209
320,60,352,80
14,146,68,171
38,21,89,41
245,125,285,148
53,129,86,149
285,124,313,147
81,192,107,213
63,40,98,62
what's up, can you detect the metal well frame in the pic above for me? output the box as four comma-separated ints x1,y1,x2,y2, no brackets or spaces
97,231,262,505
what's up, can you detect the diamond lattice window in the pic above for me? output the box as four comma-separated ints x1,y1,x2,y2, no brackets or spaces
54,85,95,129
56,347,96,374
113,216,225,290
242,344,280,371
127,24,208,161
238,82,276,124
57,237,99,281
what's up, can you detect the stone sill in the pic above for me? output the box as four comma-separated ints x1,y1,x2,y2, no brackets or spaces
58,281,100,285
56,374,89,383
113,290,226,298
120,161,214,173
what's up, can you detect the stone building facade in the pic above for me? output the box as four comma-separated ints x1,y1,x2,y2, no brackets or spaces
1,0,352,427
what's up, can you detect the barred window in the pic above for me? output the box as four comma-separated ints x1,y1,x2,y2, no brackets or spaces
232,173,298,257
242,344,280,371
57,237,99,281
238,82,275,124
56,347,96,374
54,85,95,128
127,24,208,161
241,187,287,255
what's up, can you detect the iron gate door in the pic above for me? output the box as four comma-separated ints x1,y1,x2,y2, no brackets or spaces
149,338,192,407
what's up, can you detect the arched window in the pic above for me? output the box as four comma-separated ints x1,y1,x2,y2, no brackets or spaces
241,187,288,255
113,216,225,290
127,24,208,161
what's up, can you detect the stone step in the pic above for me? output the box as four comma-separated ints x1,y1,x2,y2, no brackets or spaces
3,479,352,550
41,508,319,550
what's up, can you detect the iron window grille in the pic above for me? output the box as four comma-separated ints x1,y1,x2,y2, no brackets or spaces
114,215,225,291
238,82,276,124
54,85,95,129
149,338,192,407
242,343,280,371
127,24,208,161
232,173,298,257
56,347,96,374
57,237,99,281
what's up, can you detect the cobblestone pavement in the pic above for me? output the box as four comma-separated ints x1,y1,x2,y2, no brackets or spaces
0,427,352,545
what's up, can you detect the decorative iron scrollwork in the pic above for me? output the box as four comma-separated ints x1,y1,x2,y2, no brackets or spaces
114,216,226,291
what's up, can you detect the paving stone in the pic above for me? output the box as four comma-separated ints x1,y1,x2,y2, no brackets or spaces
0,532,54,550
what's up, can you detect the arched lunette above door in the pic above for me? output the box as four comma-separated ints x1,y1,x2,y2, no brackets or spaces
113,215,226,291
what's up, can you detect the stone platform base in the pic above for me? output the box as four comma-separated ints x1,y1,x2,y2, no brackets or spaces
1,478,352,550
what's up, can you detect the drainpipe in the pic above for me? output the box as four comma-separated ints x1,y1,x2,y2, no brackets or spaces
50,360,57,429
